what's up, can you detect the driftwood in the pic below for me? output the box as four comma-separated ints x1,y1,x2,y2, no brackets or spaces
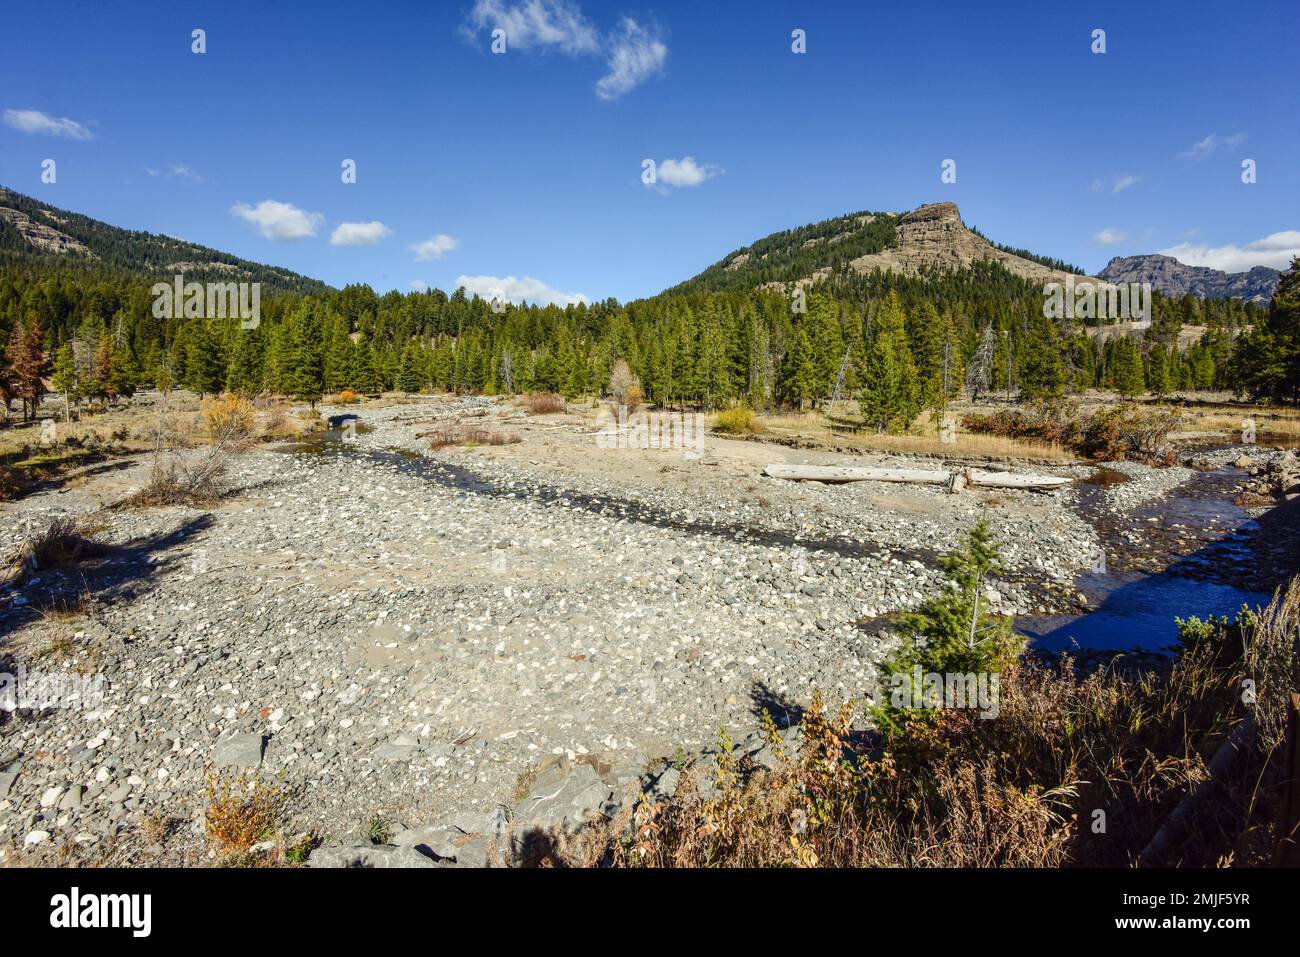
761,463,1070,491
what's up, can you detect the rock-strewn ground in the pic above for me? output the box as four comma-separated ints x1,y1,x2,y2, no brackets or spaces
0,395,1245,865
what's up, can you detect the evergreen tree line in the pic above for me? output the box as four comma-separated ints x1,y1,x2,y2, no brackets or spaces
1,257,1294,427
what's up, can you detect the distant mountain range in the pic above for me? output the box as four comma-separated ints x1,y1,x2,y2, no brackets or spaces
1098,254,1279,303
0,185,1282,307
0,186,330,296
672,201,1284,306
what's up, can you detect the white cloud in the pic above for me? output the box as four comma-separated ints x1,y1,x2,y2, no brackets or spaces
411,234,460,261
1159,230,1300,273
1179,132,1246,160
596,18,667,100
146,163,202,182
409,280,430,292
463,3,666,100
465,0,599,53
651,156,721,190
3,108,92,140
1092,228,1128,246
1091,173,1141,194
330,221,393,246
455,274,588,307
230,200,323,240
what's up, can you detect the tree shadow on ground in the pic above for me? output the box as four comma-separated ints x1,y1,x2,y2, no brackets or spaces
0,513,216,644
750,680,805,728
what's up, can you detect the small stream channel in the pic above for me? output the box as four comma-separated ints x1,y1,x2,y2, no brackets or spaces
1016,458,1277,653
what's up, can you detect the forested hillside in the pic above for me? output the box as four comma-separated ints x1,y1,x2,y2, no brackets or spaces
0,189,1292,429
0,187,329,296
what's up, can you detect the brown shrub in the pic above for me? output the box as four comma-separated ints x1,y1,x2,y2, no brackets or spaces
524,392,565,415
9,516,104,576
961,400,1081,447
1080,405,1180,463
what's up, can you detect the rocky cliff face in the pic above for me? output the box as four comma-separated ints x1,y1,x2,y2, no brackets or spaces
1098,254,1279,303
847,202,1094,286
0,204,96,258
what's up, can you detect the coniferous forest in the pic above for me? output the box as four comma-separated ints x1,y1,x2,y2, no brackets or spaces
1,187,1295,424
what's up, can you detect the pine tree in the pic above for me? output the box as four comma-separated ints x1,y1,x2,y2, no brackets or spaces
184,322,223,397
1018,314,1067,399
858,291,919,432
775,328,816,409
51,342,80,420
8,318,48,420
397,344,423,393
1109,336,1145,398
284,303,325,406
226,327,265,395
1145,344,1172,398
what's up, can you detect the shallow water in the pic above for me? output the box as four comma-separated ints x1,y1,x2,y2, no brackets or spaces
1016,459,1275,653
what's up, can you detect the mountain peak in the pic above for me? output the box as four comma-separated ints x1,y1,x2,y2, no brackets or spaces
672,201,1093,295
1098,253,1278,302
898,201,962,225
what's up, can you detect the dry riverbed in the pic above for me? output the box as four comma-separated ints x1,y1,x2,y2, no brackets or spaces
0,394,1285,866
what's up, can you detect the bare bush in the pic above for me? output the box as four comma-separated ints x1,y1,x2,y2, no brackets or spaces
523,392,565,415
119,400,249,508
428,421,521,450
607,359,641,413
8,515,104,576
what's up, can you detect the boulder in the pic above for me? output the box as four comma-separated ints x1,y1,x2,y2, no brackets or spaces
213,732,265,769
307,844,441,869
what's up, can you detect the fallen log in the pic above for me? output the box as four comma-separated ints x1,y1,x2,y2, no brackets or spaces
761,463,1070,491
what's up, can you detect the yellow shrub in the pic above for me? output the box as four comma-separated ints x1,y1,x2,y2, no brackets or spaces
712,406,763,435
202,393,256,444
339,389,359,404
205,772,283,856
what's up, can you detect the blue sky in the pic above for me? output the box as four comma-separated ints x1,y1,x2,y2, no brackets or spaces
1,0,1296,303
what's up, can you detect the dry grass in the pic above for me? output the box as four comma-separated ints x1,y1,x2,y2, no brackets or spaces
204,772,283,858
523,392,566,415
761,411,1073,463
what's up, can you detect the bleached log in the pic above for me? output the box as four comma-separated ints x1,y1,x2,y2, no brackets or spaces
762,463,1069,491
763,464,950,484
